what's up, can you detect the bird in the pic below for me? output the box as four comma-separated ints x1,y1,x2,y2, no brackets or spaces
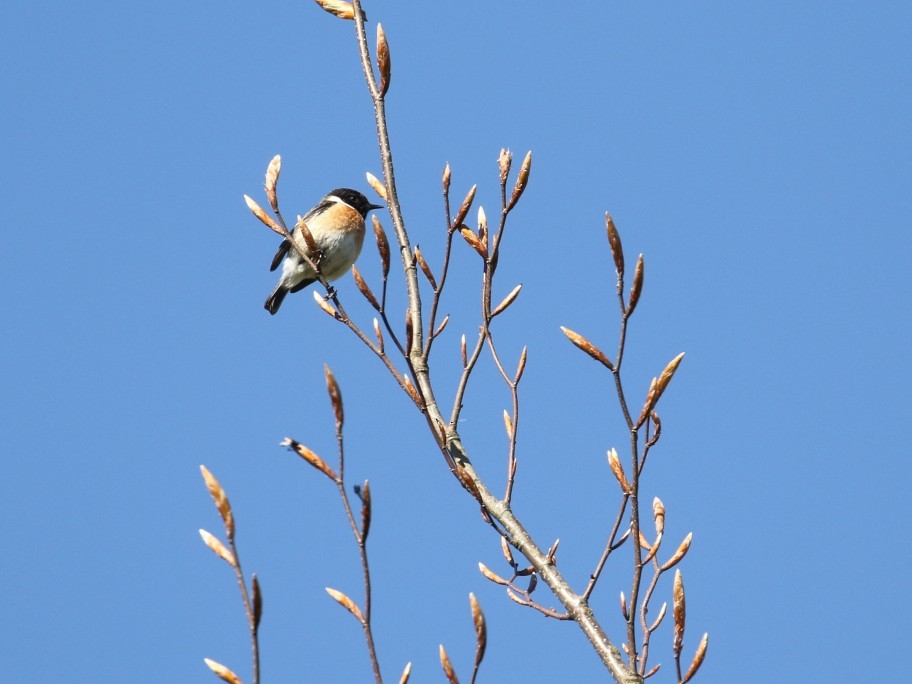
264,188,383,315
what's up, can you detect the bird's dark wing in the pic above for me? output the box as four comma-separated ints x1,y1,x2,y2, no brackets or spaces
269,198,337,271
269,240,290,271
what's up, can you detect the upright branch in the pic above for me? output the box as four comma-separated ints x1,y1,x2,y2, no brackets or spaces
198,466,262,684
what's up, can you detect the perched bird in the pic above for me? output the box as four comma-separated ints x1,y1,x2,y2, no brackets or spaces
264,188,383,315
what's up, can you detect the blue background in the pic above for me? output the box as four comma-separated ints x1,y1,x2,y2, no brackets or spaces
2,1,910,681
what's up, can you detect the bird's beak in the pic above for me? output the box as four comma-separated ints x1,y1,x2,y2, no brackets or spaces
369,203,384,211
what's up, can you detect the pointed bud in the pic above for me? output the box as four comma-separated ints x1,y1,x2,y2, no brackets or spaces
405,309,414,355
265,155,282,213
514,346,528,384
661,532,693,571
244,194,283,235
200,465,234,541
461,334,467,368
500,535,515,567
415,247,438,289
627,253,644,316
653,497,665,535
352,265,380,310
470,593,487,668
373,318,384,353
313,291,340,319
453,184,477,227
376,23,391,96
324,365,343,430
199,529,236,568
607,449,630,492
477,205,488,246
503,409,514,440
478,562,509,585
506,151,532,211
399,662,412,684
281,437,338,480
673,569,686,656
252,573,263,630
637,352,685,427
365,171,387,201
373,215,390,278
297,219,319,256
683,633,709,683
605,212,624,277
439,644,457,684
433,314,450,338
491,283,522,317
313,0,356,20
620,591,628,620
326,587,364,623
459,226,487,258
442,163,451,194
403,376,422,407
360,480,372,542
203,658,243,684
650,602,668,632
498,148,512,185
560,326,614,369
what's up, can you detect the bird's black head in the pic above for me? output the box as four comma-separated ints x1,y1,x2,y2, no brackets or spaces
328,188,384,218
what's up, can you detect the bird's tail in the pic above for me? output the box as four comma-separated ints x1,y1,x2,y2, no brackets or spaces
264,285,288,315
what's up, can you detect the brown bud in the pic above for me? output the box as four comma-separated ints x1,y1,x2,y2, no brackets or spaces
660,532,693,571
399,662,412,684
546,538,560,564
376,23,391,96
607,448,630,493
653,496,665,535
326,587,364,623
514,346,528,384
478,562,509,586
281,437,338,480
442,163,451,194
491,284,522,317
637,352,685,427
313,0,355,20
352,265,380,311
415,247,438,289
244,194,283,236
312,291,340,320
402,376,422,407
453,184,477,227
404,310,414,355
373,215,390,278
459,226,487,258
673,569,686,656
682,633,709,683
265,155,281,213
500,535,515,567
560,326,614,370
461,334,467,368
503,409,514,440
439,645,457,684
360,480,372,542
433,314,450,338
506,151,532,211
605,213,625,279
324,365,343,429
649,602,667,633
252,573,262,630
199,529,236,568
498,148,512,185
297,219,319,256
373,317,384,353
620,591,628,620
203,658,242,684
365,171,387,201
470,593,487,668
477,206,488,247
200,465,234,541
628,253,644,316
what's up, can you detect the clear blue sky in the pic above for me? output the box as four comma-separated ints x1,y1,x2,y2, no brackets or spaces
2,1,910,681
